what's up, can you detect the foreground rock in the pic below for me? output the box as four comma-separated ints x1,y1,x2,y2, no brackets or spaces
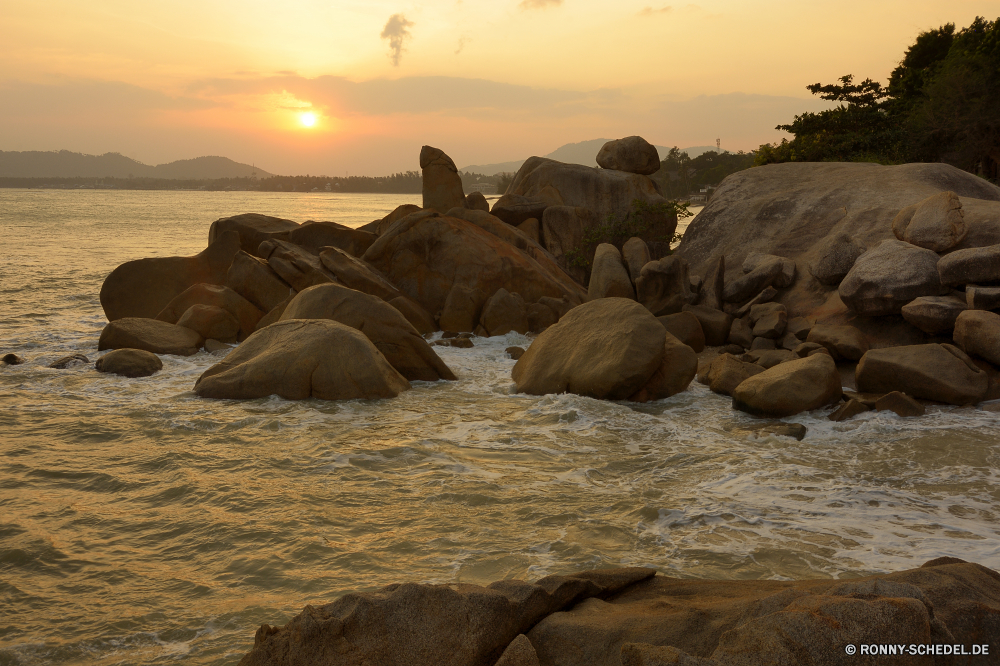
95,349,162,378
839,239,944,316
279,284,456,382
98,318,203,356
732,353,841,417
512,298,693,401
195,319,410,400
856,343,987,405
595,136,661,175
100,230,241,321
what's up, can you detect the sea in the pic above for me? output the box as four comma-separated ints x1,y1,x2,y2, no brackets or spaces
2,189,999,665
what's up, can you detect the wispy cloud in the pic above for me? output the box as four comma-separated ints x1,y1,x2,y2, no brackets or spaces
519,0,562,10
380,14,414,67
638,6,672,16
455,36,469,55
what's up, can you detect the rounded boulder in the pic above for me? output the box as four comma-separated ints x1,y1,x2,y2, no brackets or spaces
732,353,842,418
96,349,163,378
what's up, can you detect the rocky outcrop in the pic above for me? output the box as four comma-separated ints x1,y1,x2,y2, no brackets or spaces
100,230,241,321
481,289,529,336
279,284,455,382
155,283,263,342
839,240,945,316
512,298,680,400
954,309,1000,366
892,190,967,252
98,318,203,356
588,244,634,301
95,349,163,378
420,145,465,213
636,257,691,316
208,213,300,256
226,251,295,314
596,136,661,175
856,343,988,405
732,353,841,417
195,319,411,400
937,243,1000,286
900,295,968,334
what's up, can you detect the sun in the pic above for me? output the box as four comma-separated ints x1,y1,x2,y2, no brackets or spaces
299,112,317,128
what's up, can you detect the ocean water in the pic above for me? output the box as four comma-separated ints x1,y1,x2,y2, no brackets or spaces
2,189,999,665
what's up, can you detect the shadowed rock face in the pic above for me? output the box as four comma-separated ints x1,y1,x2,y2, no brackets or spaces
421,145,466,213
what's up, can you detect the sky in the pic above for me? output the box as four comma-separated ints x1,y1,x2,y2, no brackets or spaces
1,0,998,175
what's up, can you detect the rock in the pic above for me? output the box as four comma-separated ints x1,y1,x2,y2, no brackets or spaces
732,422,808,441
491,195,551,227
288,221,376,257
793,341,825,358
828,398,870,422
843,390,888,408
681,305,732,347
901,295,968,335
506,346,526,360
100,230,241,321
450,337,474,348
705,354,765,396
629,332,698,403
376,204,423,236
786,316,812,340
517,218,540,244
2,353,26,365
657,312,705,353
689,275,702,295
778,332,801,351
259,239,337,292
527,302,558,333
511,298,667,400
966,285,1000,310
95,349,162,378
875,391,926,417
465,191,490,212
745,349,797,369
239,568,655,666
257,295,293,331
363,214,586,319
280,284,456,382
727,317,753,349
208,213,300,256
482,289,530,336
195,319,411,400
742,253,796,288
420,146,465,213
155,283,263,342
47,354,89,369
204,339,232,354
495,634,540,666
748,302,785,325
699,256,725,311
636,257,692,315
98,318,203,356
622,237,651,284
954,309,1000,366
750,337,776,351
722,260,784,304
177,304,240,343
839,239,945,316
750,304,786,340
439,284,487,333
732,287,778,318
596,136,661,175
226,251,295,314
805,324,868,361
809,232,865,285
621,643,713,666
589,244,635,301
938,243,1000,286
319,246,404,301
893,190,967,252
387,296,438,335
540,206,592,284
732,354,841,418
855,344,988,405
538,296,573,320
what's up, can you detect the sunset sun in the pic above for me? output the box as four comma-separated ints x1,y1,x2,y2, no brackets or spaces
299,112,317,128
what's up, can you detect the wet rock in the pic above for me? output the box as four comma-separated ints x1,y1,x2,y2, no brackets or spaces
893,190,967,252
48,354,89,369
482,289,530,337
966,285,1000,310
828,398,870,422
843,390,886,408
177,304,240,343
589,244,635,301
939,243,1000,286
280,284,456,382
596,136,661,175
732,353,841,418
704,354,765,396
506,346,526,360
727,317,753,349
954,309,1000,366
636,257,692,315
2,353,26,365
629,332,698,403
99,318,203,357
226,250,295,314
839,239,945,316
657,312,705,353
196,319,410,400
622,237,651,284
742,253,796,288
734,422,808,441
450,337,474,348
750,337,776,351
901,295,968,335
95,349,162,378
682,305,732,347
875,391,926,417
856,344,988,405
809,232,864,285
421,145,466,213
516,218,540,244
156,283,263,342
465,191,490,212
806,324,868,361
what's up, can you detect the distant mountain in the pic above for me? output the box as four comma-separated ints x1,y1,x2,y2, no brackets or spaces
460,140,717,175
0,150,273,179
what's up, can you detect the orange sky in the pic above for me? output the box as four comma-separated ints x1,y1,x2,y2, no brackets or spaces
1,0,997,175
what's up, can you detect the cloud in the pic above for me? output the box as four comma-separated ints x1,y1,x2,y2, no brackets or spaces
638,6,672,16
380,14,414,67
455,36,469,55
519,0,562,10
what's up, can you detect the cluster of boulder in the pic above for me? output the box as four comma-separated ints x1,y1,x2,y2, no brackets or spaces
237,557,1000,666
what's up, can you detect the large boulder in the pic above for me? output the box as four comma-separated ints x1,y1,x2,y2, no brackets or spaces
421,145,465,213
490,194,551,227
657,311,705,353
177,304,240,342
629,332,698,403
732,353,841,417
279,284,455,382
954,310,1000,366
900,295,968,335
318,246,406,302
704,353,765,396
195,319,411,400
937,243,1000,286
511,298,668,400
95,349,163,378
481,289,529,336
588,244,634,301
98,318,203,356
100,230,241,321
155,283,263,341
805,324,868,361
808,232,864,285
362,213,586,319
682,305,732,347
856,344,988,405
839,239,945,316
596,136,661,175
287,221,375,257
439,284,487,332
208,213,300,256
376,204,423,236
259,239,337,292
892,190,967,252
226,251,295,314
635,256,691,316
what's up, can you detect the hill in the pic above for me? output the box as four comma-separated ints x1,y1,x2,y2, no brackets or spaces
460,140,716,175
0,150,273,179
